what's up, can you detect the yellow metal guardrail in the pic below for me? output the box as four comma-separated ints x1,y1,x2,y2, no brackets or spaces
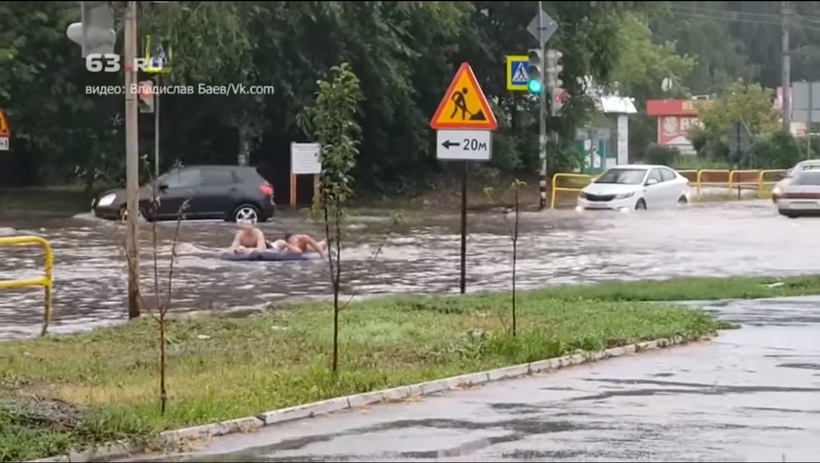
0,235,54,336
550,173,593,209
727,169,761,198
757,169,788,198
549,168,794,208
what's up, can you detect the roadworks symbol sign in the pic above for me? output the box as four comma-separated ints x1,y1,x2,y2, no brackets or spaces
0,109,9,136
430,62,498,130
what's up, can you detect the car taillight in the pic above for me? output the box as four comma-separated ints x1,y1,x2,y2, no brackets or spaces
260,183,273,197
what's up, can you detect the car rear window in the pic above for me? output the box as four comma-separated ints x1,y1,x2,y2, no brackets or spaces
792,171,820,185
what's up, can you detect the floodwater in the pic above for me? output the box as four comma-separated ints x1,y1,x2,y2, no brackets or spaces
1,199,819,340
116,297,820,462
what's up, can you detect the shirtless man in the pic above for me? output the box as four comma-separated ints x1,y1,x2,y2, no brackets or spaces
283,232,327,256
229,218,268,252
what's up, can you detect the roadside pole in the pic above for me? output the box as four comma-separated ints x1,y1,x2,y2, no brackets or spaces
537,1,548,211
124,0,141,319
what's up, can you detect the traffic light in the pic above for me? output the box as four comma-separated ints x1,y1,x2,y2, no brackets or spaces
526,48,544,95
546,49,565,115
66,1,116,57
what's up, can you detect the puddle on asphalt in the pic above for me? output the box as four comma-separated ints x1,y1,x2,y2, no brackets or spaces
2,200,820,340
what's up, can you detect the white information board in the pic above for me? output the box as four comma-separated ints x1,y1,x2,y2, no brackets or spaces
290,142,321,175
0,137,8,151
436,130,492,161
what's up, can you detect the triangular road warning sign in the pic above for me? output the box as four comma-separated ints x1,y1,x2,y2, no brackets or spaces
512,63,528,83
430,63,497,130
0,109,9,136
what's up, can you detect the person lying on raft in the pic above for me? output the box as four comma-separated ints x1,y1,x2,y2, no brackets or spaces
229,218,268,252
279,232,327,257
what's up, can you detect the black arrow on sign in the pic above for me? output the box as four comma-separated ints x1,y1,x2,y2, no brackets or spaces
441,139,460,149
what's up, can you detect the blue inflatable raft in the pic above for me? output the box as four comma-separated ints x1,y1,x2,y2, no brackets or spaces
219,250,322,262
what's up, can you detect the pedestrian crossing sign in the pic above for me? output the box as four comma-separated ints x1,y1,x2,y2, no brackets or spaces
144,35,172,74
430,62,498,130
506,55,530,92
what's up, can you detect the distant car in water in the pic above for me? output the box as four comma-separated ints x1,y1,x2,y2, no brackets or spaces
772,159,820,203
577,164,690,211
776,165,820,218
92,165,276,222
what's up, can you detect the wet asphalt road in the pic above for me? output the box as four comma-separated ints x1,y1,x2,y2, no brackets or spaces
118,296,820,462
2,199,820,339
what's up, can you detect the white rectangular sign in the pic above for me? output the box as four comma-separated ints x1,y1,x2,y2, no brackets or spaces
0,137,8,151
290,142,321,175
436,130,492,161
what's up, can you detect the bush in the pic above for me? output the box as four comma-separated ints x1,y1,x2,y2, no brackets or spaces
644,143,680,166
748,130,802,169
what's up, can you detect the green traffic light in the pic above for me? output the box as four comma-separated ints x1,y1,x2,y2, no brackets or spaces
527,79,543,95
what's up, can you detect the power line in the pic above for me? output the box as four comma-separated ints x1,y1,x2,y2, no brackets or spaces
668,8,820,34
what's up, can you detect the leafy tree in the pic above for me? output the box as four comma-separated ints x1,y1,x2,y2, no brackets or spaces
612,13,694,100
298,63,363,374
697,80,780,138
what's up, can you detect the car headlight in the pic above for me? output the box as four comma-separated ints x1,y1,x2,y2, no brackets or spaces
772,187,782,196
96,193,116,207
614,192,635,199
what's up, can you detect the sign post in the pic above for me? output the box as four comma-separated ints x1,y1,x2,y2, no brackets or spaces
430,62,498,294
290,142,321,207
0,108,10,151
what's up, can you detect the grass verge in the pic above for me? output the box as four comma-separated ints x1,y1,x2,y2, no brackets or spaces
0,290,726,461
538,274,820,301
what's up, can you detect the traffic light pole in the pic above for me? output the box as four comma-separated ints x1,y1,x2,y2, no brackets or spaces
537,1,548,211
124,0,141,319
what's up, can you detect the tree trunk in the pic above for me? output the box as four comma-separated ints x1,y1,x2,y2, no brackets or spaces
237,126,250,166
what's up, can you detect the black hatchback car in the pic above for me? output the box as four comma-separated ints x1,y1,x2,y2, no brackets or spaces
92,165,276,222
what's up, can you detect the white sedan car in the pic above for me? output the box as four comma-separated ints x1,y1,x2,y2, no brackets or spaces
577,165,690,211
777,167,820,218
772,159,820,203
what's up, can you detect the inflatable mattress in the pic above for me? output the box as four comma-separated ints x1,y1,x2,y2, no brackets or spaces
219,250,322,262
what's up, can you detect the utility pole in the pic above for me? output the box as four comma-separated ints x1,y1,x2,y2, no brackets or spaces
124,0,141,319
782,0,792,133
537,1,548,210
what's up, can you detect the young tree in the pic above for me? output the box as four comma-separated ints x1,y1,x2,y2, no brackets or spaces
483,179,526,337
297,63,363,374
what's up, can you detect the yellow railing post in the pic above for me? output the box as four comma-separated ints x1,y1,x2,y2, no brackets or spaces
757,169,788,199
550,173,593,209
728,169,761,199
0,235,54,336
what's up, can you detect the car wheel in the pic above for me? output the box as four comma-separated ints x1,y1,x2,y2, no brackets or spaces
635,198,647,210
677,195,688,205
231,204,261,223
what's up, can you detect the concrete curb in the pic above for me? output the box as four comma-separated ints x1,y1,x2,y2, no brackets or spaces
28,334,708,462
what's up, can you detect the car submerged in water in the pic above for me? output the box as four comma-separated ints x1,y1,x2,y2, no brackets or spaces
92,165,276,222
772,159,820,203
776,165,820,218
577,165,690,211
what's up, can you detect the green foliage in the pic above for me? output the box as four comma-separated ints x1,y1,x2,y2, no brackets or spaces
644,143,680,166
698,80,779,137
0,2,714,192
298,62,363,373
612,13,695,100
747,131,803,169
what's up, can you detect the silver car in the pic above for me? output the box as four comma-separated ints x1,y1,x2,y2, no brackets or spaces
772,159,820,202
777,166,820,218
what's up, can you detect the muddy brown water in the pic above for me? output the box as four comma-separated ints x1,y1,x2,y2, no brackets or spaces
1,200,818,340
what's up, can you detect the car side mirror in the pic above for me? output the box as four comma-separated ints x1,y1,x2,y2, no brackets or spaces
645,178,658,186
158,183,169,191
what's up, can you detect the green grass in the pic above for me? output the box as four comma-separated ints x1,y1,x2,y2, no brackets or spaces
0,287,728,461
537,274,820,301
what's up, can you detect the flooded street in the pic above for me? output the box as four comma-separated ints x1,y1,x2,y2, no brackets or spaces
1,200,819,339
117,296,820,462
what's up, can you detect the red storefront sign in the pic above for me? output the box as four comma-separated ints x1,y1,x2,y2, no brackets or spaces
646,99,711,151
